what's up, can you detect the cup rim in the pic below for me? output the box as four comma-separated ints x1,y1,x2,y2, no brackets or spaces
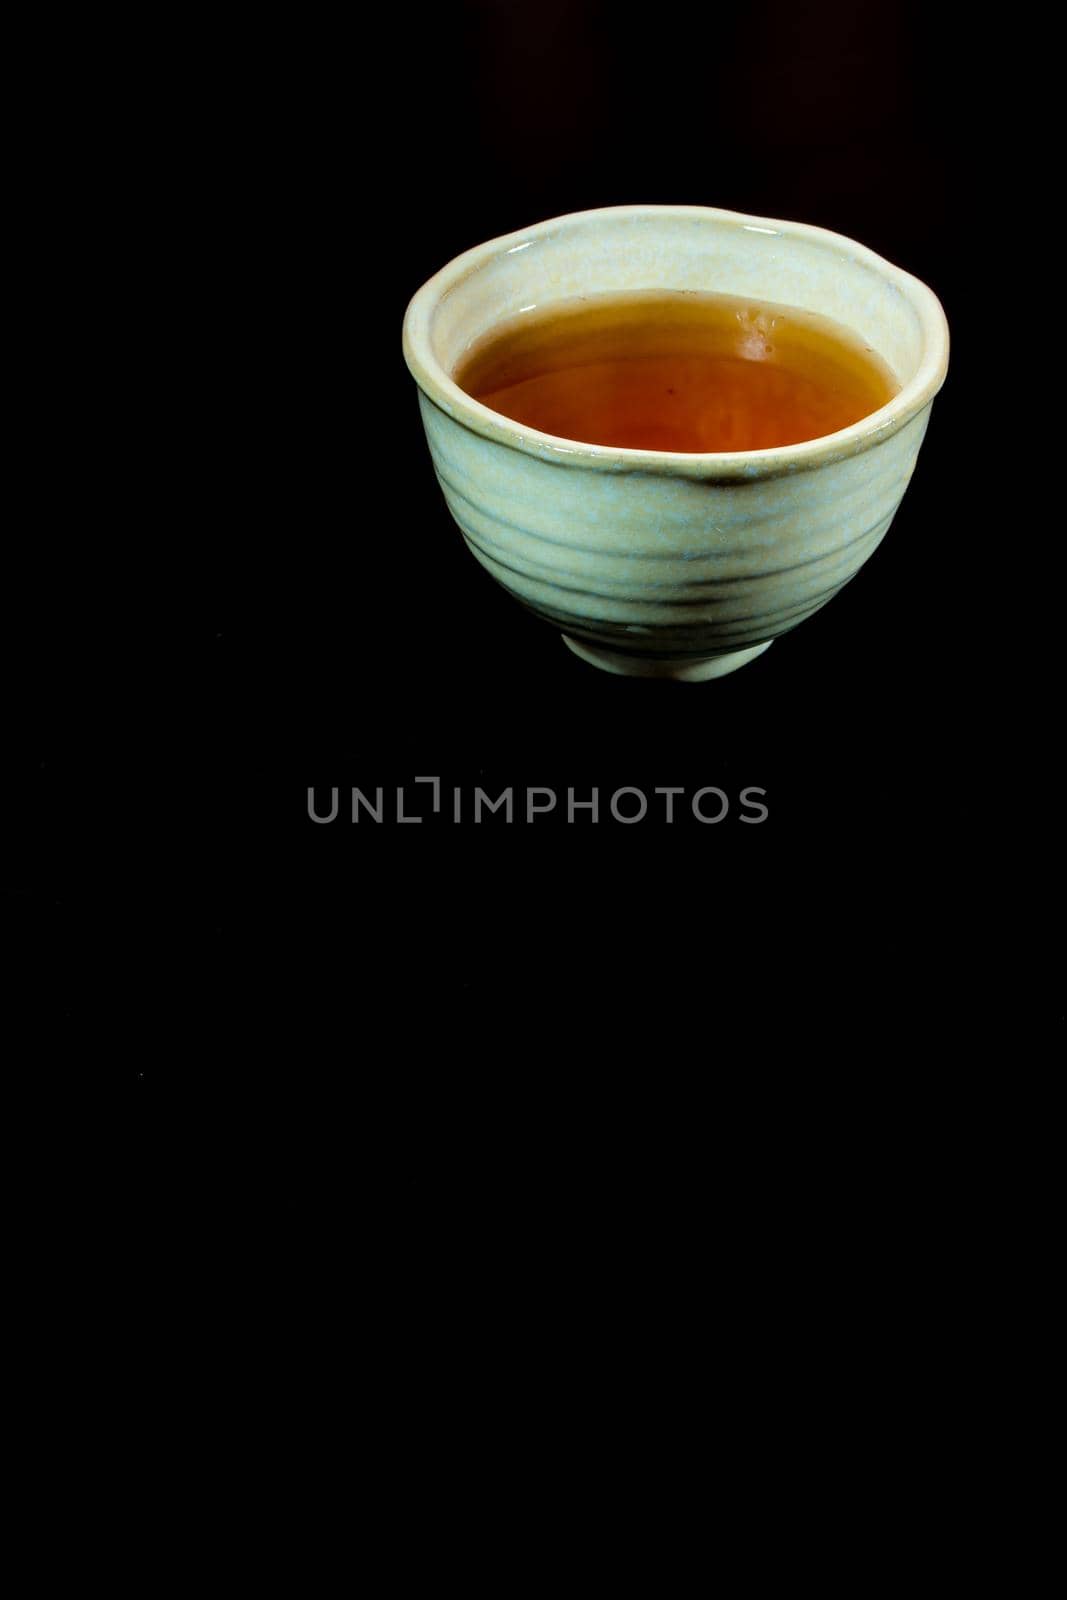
402,203,949,480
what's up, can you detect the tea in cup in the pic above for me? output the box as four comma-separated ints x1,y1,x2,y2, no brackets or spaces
402,204,949,681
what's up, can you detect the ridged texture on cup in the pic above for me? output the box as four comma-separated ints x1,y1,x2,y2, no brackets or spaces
403,206,948,665
422,392,929,659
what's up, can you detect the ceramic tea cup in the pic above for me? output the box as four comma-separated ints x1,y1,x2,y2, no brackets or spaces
402,204,948,681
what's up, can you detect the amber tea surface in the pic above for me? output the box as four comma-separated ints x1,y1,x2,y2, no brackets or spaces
454,290,899,453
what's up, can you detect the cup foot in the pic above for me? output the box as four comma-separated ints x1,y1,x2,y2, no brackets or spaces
561,635,773,682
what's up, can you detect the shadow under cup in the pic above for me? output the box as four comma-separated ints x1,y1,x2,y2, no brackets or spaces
402,205,949,682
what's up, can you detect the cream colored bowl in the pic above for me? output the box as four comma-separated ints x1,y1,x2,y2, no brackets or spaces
402,205,949,681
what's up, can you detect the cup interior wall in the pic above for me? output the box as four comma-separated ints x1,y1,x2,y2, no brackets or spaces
428,212,929,391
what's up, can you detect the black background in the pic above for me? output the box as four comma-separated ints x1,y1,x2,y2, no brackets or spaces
10,4,1053,1072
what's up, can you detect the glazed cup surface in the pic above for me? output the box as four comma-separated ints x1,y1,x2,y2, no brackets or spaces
402,205,949,679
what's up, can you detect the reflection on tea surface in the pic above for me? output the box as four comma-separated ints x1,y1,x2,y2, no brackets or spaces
455,290,899,452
